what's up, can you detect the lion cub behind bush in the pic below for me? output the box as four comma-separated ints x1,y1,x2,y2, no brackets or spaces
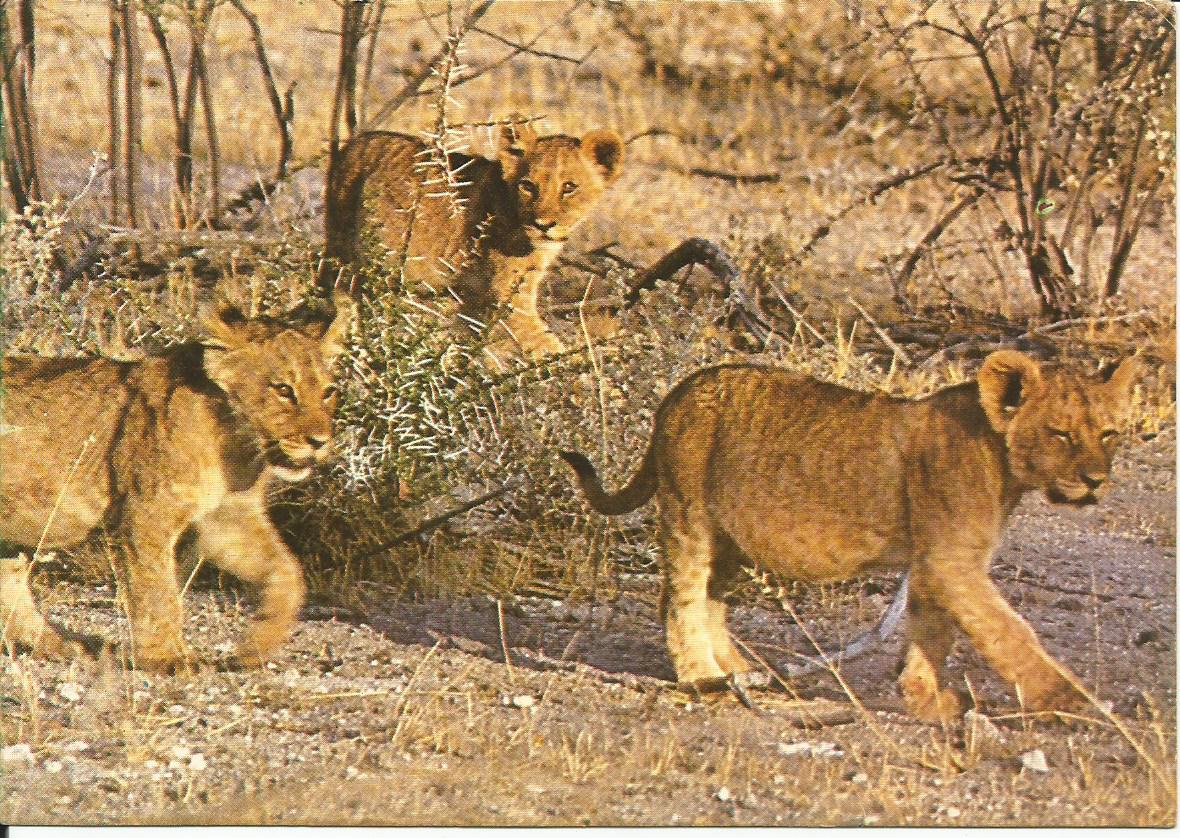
0,298,353,672
562,351,1137,721
321,120,624,358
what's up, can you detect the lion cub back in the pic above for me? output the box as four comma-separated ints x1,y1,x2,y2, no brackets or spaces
323,131,504,284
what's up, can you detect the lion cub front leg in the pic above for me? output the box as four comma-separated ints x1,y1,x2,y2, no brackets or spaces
916,556,1088,716
197,504,305,669
490,265,565,357
117,505,197,673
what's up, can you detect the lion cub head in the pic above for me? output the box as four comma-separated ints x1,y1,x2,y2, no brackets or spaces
978,350,1137,506
496,120,624,246
201,297,355,482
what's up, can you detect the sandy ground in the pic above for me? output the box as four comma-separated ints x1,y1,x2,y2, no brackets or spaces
0,428,1174,827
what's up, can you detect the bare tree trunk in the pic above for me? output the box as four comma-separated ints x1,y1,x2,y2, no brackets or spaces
119,0,143,227
1,0,43,211
192,35,220,223
107,1,122,224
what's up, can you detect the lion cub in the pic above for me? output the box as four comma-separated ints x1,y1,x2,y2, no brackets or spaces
0,298,353,672
322,120,624,357
562,351,1136,721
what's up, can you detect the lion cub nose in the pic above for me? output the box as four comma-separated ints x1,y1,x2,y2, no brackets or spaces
1080,471,1106,490
533,219,556,232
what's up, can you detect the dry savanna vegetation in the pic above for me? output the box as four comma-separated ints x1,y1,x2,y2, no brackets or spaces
0,0,1176,826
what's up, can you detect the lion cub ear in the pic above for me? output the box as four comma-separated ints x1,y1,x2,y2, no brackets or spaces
581,129,624,184
497,117,538,171
200,301,249,351
1098,355,1139,415
978,350,1043,433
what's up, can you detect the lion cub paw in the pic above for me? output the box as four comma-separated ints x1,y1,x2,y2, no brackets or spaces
901,682,964,724
1025,680,1092,717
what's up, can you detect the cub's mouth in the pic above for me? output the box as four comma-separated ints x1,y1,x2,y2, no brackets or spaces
1045,484,1100,507
267,449,317,483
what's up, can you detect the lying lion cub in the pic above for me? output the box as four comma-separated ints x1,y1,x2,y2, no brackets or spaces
0,297,353,673
562,351,1136,721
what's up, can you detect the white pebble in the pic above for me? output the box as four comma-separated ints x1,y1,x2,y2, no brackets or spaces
1020,749,1050,773
715,786,732,802
511,695,536,709
170,744,192,760
1,744,33,764
188,753,207,771
44,760,64,774
946,806,961,818
57,683,83,703
778,742,811,756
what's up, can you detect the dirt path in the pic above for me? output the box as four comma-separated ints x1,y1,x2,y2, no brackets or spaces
1,431,1174,826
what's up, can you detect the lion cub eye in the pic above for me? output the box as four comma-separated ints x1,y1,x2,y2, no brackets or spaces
518,179,539,199
1048,428,1071,444
1100,428,1118,443
561,180,579,197
271,382,297,403
322,385,338,402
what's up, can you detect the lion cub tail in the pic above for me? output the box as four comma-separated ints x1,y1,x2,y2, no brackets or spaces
559,445,658,515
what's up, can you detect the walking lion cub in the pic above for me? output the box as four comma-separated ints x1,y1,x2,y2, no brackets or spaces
561,351,1137,721
321,120,624,357
0,298,353,672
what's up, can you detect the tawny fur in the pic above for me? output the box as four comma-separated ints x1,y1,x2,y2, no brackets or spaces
321,120,623,357
562,351,1137,721
0,299,354,673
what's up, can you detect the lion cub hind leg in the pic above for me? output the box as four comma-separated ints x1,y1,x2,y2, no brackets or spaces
0,555,91,659
897,585,964,723
704,535,754,677
197,506,306,669
658,500,732,688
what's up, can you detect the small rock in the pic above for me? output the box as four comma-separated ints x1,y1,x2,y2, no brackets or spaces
57,683,83,703
511,695,536,709
2,744,33,764
44,760,63,774
851,772,868,784
964,709,1005,744
946,806,961,818
1020,749,1050,773
144,759,159,770
171,745,192,760
715,786,732,802
188,753,207,771
778,742,811,756
777,740,843,758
